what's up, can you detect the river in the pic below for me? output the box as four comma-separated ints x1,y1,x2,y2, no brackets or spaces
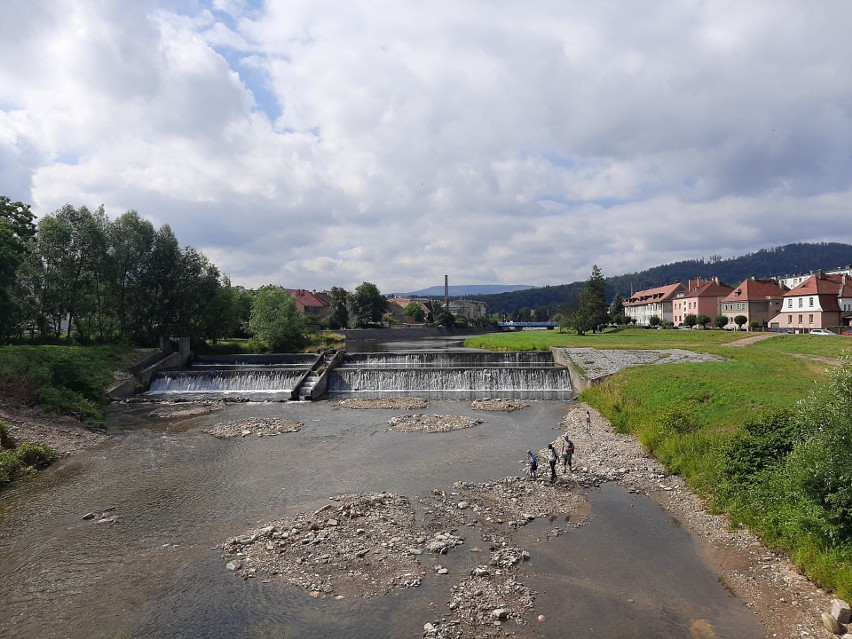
0,337,767,638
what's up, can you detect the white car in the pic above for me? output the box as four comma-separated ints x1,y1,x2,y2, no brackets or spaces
809,328,836,336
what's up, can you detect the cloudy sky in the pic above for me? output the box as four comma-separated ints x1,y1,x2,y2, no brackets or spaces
2,1,851,293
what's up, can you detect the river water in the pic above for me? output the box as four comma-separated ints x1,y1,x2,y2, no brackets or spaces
0,338,767,638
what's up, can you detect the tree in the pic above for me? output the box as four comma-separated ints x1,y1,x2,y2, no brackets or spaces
571,265,609,335
684,314,697,328
248,286,307,352
0,196,36,340
433,308,455,328
351,282,387,327
749,319,760,331
696,313,711,329
326,287,351,330
402,302,425,322
735,315,748,331
649,315,661,328
715,315,730,330
609,291,624,318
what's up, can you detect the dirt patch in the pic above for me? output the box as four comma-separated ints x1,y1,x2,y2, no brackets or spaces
388,414,483,433
721,333,780,347
338,397,429,410
0,403,108,456
204,417,303,438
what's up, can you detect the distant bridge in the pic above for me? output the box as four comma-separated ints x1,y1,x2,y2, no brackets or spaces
497,322,559,330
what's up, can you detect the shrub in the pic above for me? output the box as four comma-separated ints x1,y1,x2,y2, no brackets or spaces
0,421,10,448
0,449,21,484
14,442,56,467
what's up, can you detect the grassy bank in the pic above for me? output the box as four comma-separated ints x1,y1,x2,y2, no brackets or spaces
465,328,852,598
0,344,134,422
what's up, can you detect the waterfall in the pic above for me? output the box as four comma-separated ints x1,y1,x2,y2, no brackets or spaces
145,368,305,401
328,351,573,400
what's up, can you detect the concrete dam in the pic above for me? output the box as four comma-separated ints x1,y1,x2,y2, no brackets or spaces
144,351,574,401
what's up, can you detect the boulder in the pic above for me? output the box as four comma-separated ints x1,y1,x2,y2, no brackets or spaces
831,599,851,625
822,612,841,635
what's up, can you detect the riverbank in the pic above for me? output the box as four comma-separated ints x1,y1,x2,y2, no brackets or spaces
571,402,836,639
1,350,842,637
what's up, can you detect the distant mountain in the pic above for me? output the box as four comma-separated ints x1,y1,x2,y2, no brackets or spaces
474,242,852,316
398,284,535,297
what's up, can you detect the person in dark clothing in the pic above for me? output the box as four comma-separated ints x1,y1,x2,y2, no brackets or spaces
547,443,558,483
560,434,575,471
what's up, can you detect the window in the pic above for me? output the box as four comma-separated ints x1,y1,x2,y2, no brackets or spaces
798,298,803,308
787,299,792,308
788,315,793,324
809,297,813,307
809,314,813,324
798,315,802,323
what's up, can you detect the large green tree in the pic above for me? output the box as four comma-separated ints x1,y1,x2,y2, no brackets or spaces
0,196,36,340
326,286,351,329
571,265,609,335
351,282,387,327
248,286,307,352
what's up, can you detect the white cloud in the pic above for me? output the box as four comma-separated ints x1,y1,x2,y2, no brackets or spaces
2,0,852,293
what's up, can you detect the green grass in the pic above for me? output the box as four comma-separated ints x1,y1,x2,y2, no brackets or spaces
465,327,753,351
0,344,134,422
466,328,852,599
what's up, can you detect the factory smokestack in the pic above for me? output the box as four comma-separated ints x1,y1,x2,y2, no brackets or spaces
444,275,449,309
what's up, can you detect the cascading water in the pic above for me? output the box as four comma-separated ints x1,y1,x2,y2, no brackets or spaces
327,351,573,400
144,353,320,401
146,369,305,401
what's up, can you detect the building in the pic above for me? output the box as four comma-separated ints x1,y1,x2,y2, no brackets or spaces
672,277,734,325
623,282,686,326
285,289,329,317
768,271,852,332
447,299,488,321
720,278,788,329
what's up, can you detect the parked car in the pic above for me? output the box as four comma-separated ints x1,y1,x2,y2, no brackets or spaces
809,328,836,336
841,330,852,336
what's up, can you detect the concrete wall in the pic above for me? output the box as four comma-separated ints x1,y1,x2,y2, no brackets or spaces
550,348,590,398
336,327,495,341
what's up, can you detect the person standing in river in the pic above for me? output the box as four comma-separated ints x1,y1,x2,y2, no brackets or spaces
560,434,574,472
547,443,558,483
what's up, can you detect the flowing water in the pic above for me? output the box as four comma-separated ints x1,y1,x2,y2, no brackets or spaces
0,399,766,639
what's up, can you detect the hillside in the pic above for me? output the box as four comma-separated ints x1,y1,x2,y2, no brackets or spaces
474,242,852,316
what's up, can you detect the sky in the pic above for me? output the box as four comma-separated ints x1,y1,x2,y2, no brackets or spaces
2,1,852,294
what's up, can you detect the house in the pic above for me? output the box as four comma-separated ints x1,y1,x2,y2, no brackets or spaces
768,271,852,332
623,282,686,326
285,289,329,317
720,278,788,329
447,299,487,321
672,277,734,325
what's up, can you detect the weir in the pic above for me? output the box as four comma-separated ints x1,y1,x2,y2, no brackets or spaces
327,351,573,400
143,351,573,401
144,354,318,402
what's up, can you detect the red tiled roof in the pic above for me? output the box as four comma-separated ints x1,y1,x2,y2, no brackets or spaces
624,282,685,306
786,273,852,297
723,278,787,302
682,279,734,299
285,288,328,308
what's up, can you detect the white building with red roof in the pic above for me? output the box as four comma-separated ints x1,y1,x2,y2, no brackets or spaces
768,271,852,333
285,289,329,317
623,282,686,326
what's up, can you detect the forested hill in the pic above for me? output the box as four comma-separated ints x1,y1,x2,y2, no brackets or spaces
475,242,852,316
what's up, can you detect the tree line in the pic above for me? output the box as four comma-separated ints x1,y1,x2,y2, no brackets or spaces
0,196,390,350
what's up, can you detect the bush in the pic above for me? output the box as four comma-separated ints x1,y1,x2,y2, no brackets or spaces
0,442,55,486
14,442,56,467
0,421,10,448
